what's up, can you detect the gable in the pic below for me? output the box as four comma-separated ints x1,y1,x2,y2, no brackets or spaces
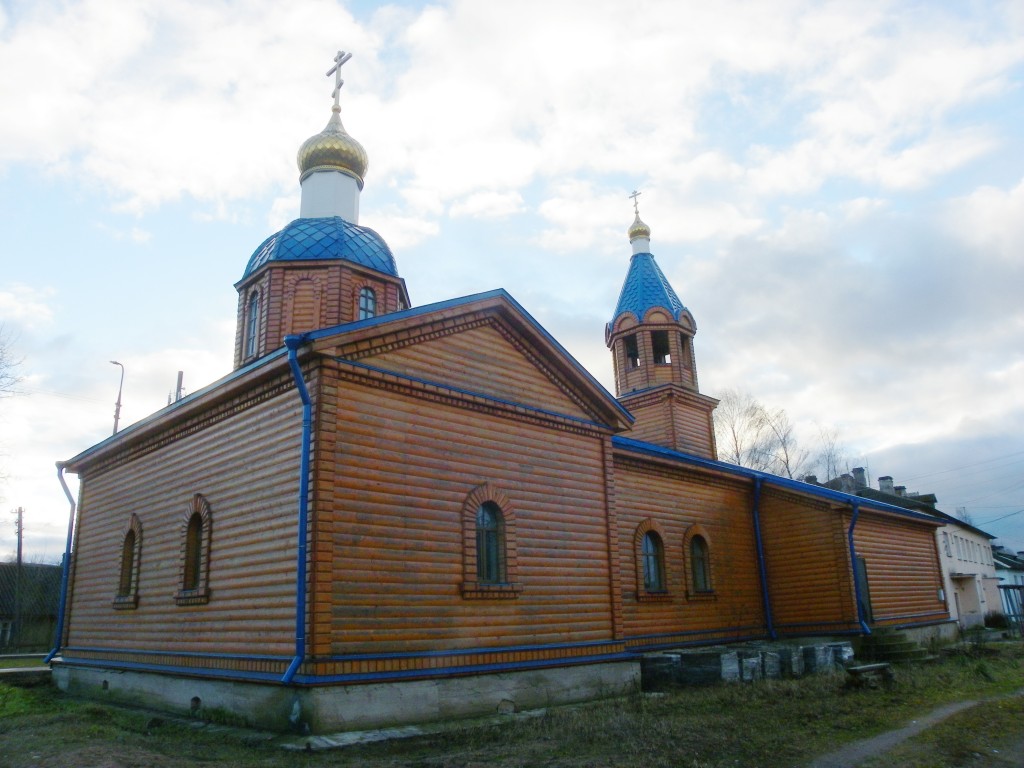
349,317,596,422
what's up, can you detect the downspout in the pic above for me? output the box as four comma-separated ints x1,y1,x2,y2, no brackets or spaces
750,477,776,639
46,462,77,663
283,335,312,684
847,501,871,635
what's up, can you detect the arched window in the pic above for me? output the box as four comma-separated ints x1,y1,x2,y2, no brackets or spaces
461,483,521,598
358,287,376,320
113,513,142,609
642,532,666,592
690,534,712,593
176,494,212,605
476,502,504,584
245,291,260,358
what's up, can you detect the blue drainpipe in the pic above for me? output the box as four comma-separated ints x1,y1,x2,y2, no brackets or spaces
750,477,776,640
847,501,871,635
46,462,77,663
282,335,312,684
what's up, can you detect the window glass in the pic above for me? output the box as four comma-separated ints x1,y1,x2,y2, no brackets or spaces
476,502,504,584
358,287,377,320
183,512,203,591
691,535,711,592
245,291,260,357
118,529,136,597
642,532,665,592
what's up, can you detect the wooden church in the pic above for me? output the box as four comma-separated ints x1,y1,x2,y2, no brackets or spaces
51,54,951,733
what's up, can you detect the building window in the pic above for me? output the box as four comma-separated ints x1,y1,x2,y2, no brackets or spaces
624,334,640,369
942,532,952,557
358,287,377,320
245,291,260,358
690,535,711,593
652,330,671,365
113,514,142,610
461,483,521,599
476,502,504,584
642,532,666,592
176,494,212,606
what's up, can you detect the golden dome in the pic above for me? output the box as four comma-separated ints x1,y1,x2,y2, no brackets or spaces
628,213,651,242
297,105,368,188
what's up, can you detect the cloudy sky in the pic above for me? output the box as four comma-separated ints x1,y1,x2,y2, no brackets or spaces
1,0,1023,561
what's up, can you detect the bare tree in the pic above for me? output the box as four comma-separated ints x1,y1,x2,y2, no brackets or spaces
814,424,849,482
0,324,21,397
759,406,811,480
713,388,774,471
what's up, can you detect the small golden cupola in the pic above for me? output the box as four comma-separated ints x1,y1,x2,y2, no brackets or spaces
605,192,718,458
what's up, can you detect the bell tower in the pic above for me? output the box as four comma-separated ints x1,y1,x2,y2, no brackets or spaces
606,198,718,458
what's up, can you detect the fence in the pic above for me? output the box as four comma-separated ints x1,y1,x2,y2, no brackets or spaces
0,561,62,653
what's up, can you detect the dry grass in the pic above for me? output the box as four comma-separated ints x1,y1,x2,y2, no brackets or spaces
0,642,1021,768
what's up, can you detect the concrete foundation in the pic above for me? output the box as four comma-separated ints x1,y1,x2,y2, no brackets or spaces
52,660,640,734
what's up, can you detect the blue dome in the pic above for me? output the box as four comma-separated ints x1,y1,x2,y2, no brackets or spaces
242,217,397,279
609,252,687,326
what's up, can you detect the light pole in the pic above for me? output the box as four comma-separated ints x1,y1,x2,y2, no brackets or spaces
110,360,124,435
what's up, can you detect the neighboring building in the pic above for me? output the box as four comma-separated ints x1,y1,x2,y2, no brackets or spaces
50,58,951,733
993,546,1024,631
849,473,1000,629
0,562,62,652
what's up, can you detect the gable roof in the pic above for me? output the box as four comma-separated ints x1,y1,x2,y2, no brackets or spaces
295,288,634,431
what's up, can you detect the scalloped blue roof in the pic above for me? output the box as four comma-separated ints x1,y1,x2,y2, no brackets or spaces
610,252,687,325
242,217,397,279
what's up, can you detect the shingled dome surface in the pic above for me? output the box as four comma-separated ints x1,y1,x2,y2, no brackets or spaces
610,252,687,325
243,217,397,279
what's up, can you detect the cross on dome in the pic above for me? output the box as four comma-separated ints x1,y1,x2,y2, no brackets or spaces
327,50,353,109
629,189,642,216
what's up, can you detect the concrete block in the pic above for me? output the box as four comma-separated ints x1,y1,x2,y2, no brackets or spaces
802,645,834,674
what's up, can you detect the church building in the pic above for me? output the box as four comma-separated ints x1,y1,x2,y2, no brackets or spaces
51,54,951,733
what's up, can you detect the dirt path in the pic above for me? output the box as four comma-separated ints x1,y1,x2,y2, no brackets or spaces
807,690,1024,768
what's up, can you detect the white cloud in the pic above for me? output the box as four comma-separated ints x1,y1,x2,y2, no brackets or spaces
0,284,56,330
449,190,524,219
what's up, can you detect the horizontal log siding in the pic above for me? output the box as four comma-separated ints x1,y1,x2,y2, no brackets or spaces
319,363,614,656
612,457,765,644
67,392,303,659
619,389,716,459
357,323,592,421
758,491,856,632
852,512,948,625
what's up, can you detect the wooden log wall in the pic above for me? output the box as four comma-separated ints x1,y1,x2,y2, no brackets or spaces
758,490,857,634
852,512,948,626
66,387,304,664
611,455,765,647
312,359,616,658
619,387,717,459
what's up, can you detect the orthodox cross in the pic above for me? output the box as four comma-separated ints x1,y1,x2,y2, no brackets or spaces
326,50,353,108
629,189,642,215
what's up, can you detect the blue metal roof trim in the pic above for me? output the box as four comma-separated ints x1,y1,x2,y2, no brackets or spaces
290,288,634,426
610,252,687,326
242,217,397,279
612,436,945,524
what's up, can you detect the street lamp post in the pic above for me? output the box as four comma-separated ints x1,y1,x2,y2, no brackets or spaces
110,360,124,435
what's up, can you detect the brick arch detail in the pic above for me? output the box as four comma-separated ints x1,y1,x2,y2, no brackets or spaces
176,493,212,606
460,482,521,599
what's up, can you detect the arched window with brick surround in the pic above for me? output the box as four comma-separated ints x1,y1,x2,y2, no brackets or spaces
461,483,521,599
684,525,715,598
634,519,670,601
176,494,212,605
113,513,142,610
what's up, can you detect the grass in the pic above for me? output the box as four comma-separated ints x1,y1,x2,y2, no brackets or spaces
0,642,1021,768
0,655,48,669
